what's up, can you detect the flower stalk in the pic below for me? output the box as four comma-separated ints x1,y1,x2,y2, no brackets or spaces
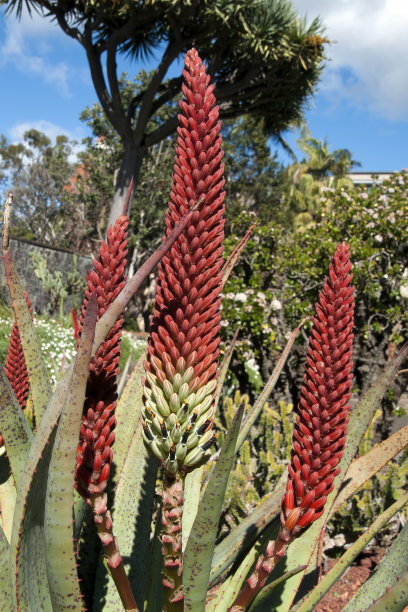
231,242,355,610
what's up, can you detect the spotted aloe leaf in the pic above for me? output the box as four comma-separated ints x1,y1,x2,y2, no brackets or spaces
183,400,244,611
343,507,408,612
93,353,157,610
44,294,97,610
2,249,52,425
0,368,33,489
361,568,408,612
0,527,12,605
209,475,285,587
331,421,408,514
9,366,75,611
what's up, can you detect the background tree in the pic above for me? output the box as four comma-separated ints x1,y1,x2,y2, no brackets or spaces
3,0,327,228
222,171,408,436
0,129,75,244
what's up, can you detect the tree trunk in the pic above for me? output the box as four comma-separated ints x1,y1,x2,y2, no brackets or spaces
108,144,146,229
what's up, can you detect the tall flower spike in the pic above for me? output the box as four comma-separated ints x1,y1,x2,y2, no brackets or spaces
1,292,32,446
231,242,355,611
142,48,225,477
4,292,32,411
74,214,128,501
280,241,354,539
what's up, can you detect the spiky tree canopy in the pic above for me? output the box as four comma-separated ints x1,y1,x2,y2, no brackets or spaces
3,0,327,225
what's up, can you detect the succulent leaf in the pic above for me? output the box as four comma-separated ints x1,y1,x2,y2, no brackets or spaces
342,502,408,612
209,476,285,587
0,368,33,490
0,526,12,605
183,400,244,611
331,421,408,515
94,405,157,610
44,293,97,611
143,48,225,477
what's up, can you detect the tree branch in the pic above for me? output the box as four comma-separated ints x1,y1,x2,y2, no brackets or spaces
43,2,84,44
144,116,178,148
134,40,181,143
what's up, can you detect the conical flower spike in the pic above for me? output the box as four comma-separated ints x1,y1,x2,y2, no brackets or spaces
142,48,225,477
1,292,32,446
74,214,128,501
280,241,354,539
231,243,355,611
4,292,32,411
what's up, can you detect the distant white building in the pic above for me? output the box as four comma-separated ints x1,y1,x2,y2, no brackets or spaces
346,172,395,187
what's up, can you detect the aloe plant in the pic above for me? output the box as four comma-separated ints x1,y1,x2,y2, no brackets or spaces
0,48,407,612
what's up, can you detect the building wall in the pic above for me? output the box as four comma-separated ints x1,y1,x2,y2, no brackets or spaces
0,238,92,315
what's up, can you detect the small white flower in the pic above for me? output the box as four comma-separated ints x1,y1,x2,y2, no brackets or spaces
234,292,247,302
400,285,408,299
271,298,282,311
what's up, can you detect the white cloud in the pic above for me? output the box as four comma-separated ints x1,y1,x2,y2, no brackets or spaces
9,120,85,162
0,8,72,97
292,0,408,120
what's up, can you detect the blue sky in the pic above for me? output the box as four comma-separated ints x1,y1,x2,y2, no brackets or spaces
0,1,407,172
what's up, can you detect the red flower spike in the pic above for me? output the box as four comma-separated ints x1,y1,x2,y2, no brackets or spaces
4,292,32,412
280,242,354,537
74,214,128,501
1,292,32,446
231,243,355,612
142,48,225,477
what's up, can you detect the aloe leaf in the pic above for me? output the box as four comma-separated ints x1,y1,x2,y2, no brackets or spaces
253,341,408,612
182,466,204,552
250,565,309,611
343,503,408,611
214,328,239,413
93,421,157,610
0,368,33,489
2,249,52,424
209,473,285,586
363,569,408,612
0,526,12,604
294,491,408,612
144,502,164,612
208,521,280,612
182,329,239,554
111,348,146,479
236,321,304,453
9,355,75,612
44,294,97,610
183,400,244,611
221,224,255,286
331,422,408,514
0,453,16,542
